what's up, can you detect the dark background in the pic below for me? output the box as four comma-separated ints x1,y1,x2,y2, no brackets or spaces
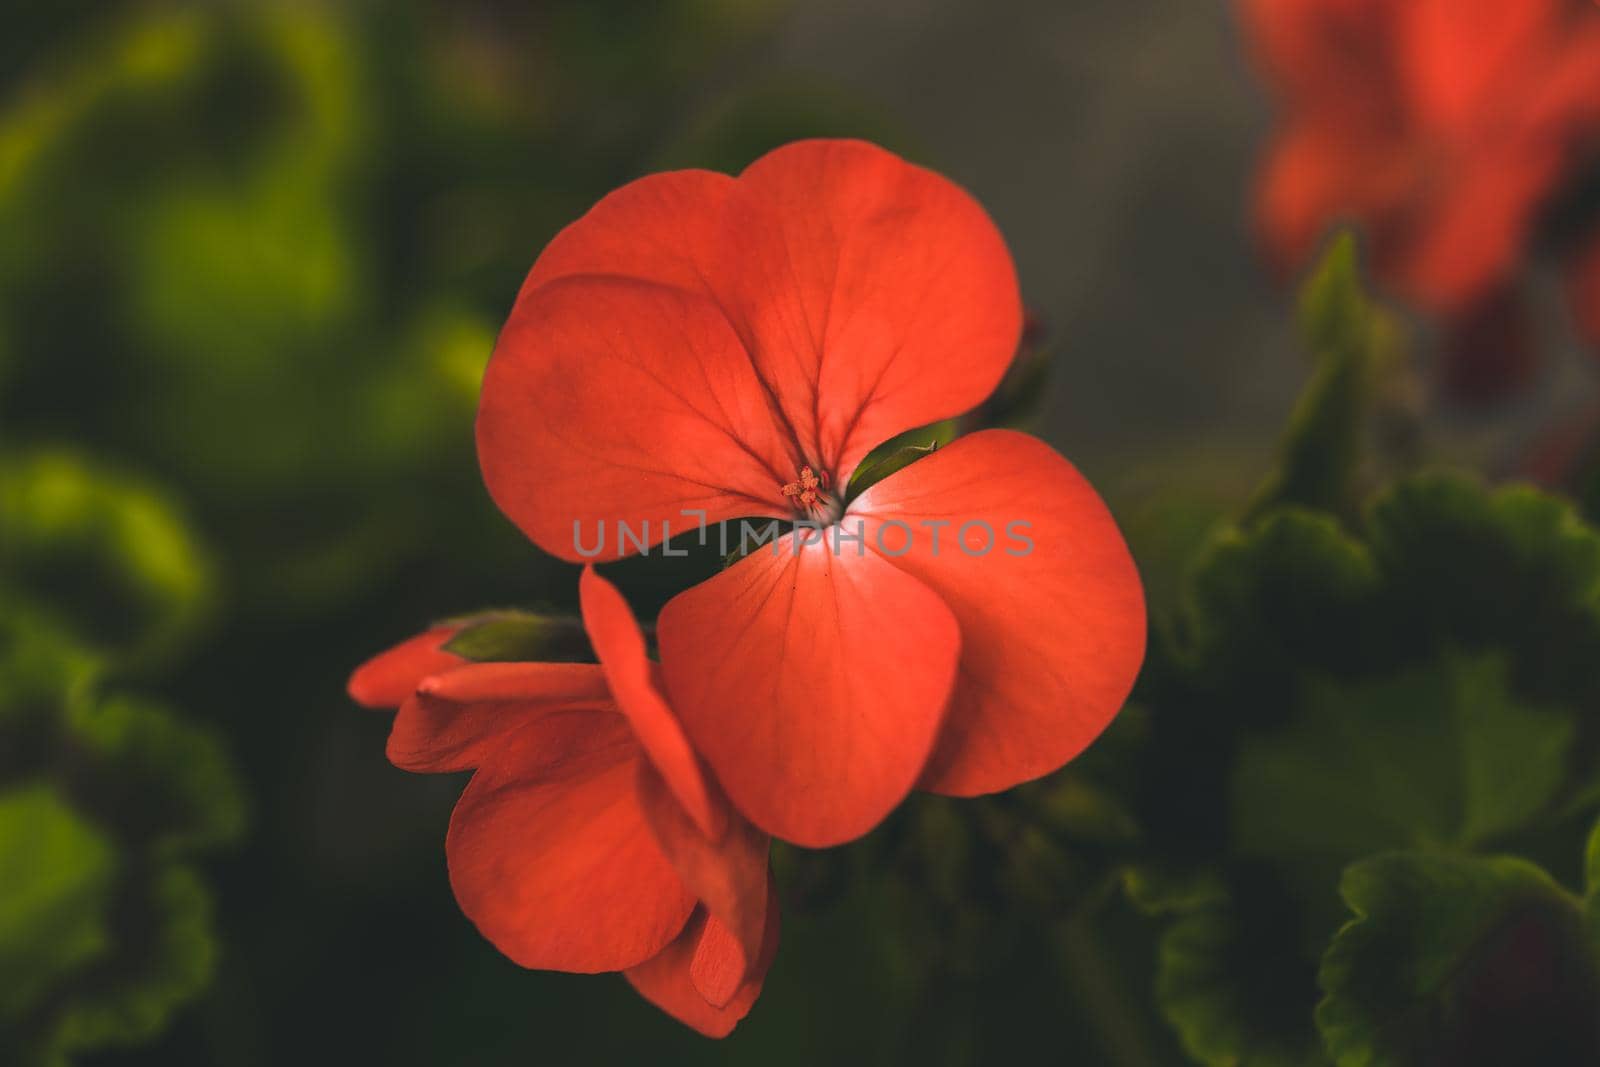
4,2,1596,1065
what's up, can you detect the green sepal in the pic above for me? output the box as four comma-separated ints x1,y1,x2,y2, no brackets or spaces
846,441,941,502
442,611,594,664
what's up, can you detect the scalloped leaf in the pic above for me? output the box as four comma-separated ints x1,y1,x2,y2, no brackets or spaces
1365,473,1600,703
1156,874,1330,1067
1184,509,1380,703
0,452,212,666
0,785,116,1025
1233,655,1574,873
64,695,245,855
1318,852,1600,1067
41,864,219,1064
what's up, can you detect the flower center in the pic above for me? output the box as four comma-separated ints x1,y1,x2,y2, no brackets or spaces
780,465,839,521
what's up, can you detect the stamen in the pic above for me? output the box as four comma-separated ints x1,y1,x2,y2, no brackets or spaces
780,465,833,513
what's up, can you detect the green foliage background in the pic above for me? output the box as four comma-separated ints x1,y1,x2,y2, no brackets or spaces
2,3,1598,1066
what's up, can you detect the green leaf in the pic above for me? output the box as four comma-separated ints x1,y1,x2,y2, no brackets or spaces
50,864,219,1061
1365,473,1600,702
0,452,213,666
1184,509,1380,700
64,695,245,855
0,785,116,1024
1587,818,1600,948
1156,876,1330,1067
442,611,594,664
1317,852,1600,1066
1233,655,1574,874
1248,232,1395,522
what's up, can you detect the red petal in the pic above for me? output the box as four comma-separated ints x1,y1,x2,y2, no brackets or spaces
387,662,612,773
635,762,768,1006
496,140,1020,489
657,533,960,847
1253,121,1401,277
523,167,739,295
1238,0,1394,108
346,626,463,709
624,878,782,1039
579,565,725,838
729,140,1022,481
1396,140,1560,313
1398,0,1563,134
478,276,797,562
851,430,1146,796
1521,27,1600,136
446,711,695,973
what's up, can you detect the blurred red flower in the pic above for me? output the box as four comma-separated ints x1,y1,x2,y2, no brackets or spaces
1241,0,1600,396
347,568,776,1038
477,139,1146,848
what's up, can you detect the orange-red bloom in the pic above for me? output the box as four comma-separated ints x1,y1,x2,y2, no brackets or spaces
1241,0,1600,389
477,139,1146,848
346,569,777,1038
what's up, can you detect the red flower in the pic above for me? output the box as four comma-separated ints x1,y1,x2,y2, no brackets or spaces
1241,0,1600,380
477,139,1146,848
346,568,777,1038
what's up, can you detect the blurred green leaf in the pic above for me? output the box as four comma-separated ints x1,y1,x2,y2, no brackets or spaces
65,695,245,855
1248,232,1396,523
0,785,116,1025
1317,852,1600,1067
1233,655,1574,871
1156,876,1329,1067
1588,817,1600,950
0,451,213,667
0,599,240,1064
47,864,219,1062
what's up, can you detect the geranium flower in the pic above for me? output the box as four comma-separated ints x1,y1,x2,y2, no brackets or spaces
476,139,1146,847
346,568,777,1038
1240,0,1600,396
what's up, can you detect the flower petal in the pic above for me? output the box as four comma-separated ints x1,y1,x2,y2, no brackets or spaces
1398,0,1565,134
851,429,1146,796
657,533,960,847
635,761,768,1006
1253,120,1400,277
387,662,612,773
346,626,463,709
478,275,796,562
728,139,1023,481
504,140,1021,486
1395,140,1561,312
446,710,695,973
580,565,725,838
624,878,782,1039
1240,0,1392,103
522,167,739,295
